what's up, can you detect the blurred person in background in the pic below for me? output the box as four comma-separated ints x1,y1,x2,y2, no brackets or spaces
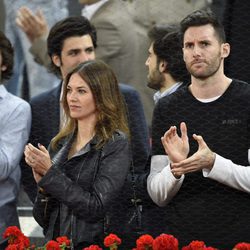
4,0,68,98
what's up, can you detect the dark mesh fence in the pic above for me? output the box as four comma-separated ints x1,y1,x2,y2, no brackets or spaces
17,1,250,249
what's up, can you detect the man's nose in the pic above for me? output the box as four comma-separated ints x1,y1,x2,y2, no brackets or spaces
79,52,91,63
193,45,201,57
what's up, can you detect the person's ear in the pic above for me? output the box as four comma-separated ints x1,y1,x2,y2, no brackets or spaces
159,60,167,73
52,54,61,67
221,43,230,59
1,65,7,71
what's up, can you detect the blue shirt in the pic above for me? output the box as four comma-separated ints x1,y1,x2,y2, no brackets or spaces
0,85,31,229
153,82,183,104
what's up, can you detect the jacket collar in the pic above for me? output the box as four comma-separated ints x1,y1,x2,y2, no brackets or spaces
51,131,99,166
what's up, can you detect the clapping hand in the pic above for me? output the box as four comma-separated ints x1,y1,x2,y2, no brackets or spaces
24,143,52,183
161,122,215,176
161,122,189,178
171,134,215,175
161,122,189,163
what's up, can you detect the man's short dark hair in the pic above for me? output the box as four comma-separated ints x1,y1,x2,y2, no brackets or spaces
47,16,97,77
0,31,14,82
154,30,190,83
180,10,226,43
148,23,179,43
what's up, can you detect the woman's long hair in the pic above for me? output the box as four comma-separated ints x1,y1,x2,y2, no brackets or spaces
51,60,129,150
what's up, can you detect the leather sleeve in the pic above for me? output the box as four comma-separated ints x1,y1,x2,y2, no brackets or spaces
37,134,130,221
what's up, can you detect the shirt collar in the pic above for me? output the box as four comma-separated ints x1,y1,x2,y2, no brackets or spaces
153,82,183,104
81,0,109,20
0,84,8,100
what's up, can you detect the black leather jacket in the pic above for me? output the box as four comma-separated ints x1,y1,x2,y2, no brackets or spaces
33,131,130,246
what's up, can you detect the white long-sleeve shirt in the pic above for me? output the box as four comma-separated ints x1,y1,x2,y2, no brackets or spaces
147,152,250,207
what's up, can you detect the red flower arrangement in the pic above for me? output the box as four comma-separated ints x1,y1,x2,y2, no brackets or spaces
45,240,61,250
233,243,250,250
2,226,250,250
135,234,154,250
2,226,71,249
56,237,71,247
103,233,121,250
181,240,217,250
152,234,178,250
3,226,30,250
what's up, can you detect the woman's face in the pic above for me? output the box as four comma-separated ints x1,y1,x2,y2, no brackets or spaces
66,73,97,121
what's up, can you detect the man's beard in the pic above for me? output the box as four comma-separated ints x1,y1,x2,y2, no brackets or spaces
147,69,165,91
188,53,222,80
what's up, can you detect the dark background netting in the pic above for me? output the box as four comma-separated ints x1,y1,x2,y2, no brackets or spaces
8,0,250,249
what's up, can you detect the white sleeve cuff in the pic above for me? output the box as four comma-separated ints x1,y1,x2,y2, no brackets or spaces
147,155,184,207
203,154,231,179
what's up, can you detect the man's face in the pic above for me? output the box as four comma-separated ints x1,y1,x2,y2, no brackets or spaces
183,24,227,80
145,43,165,90
53,34,95,79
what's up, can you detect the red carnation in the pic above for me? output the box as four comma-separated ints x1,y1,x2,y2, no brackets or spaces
233,242,250,250
3,226,30,248
5,244,19,250
136,234,154,250
56,236,71,246
19,235,30,248
104,233,121,249
182,240,217,250
83,245,103,250
152,234,178,250
3,226,22,237
3,226,23,243
46,240,61,250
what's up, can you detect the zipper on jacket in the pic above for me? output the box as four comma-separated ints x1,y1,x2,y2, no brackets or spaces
41,197,50,220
